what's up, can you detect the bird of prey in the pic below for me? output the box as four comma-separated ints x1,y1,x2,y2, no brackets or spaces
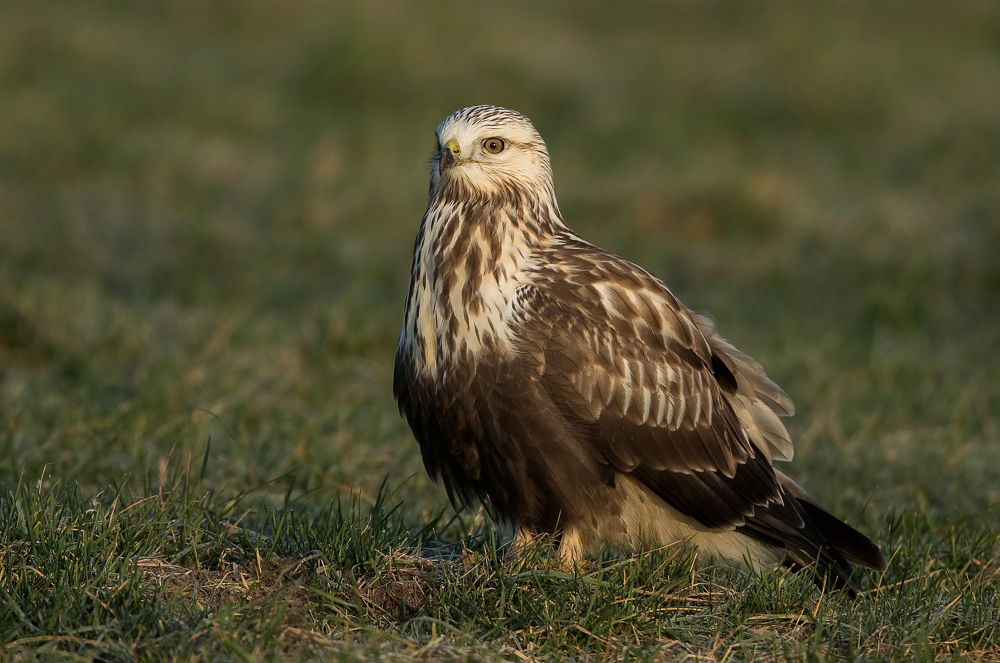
394,105,887,593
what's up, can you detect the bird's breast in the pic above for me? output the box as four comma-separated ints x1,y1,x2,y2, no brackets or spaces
400,204,540,379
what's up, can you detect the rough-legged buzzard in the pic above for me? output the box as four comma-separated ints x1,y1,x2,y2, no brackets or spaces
394,105,887,593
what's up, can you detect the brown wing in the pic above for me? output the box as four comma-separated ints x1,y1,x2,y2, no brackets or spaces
510,280,786,530
509,267,886,592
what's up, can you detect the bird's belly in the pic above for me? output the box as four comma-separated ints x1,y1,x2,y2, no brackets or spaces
594,475,784,569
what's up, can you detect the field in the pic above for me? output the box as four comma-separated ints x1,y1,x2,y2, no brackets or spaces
1,1,999,660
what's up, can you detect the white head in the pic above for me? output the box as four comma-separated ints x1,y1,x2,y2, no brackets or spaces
429,106,557,208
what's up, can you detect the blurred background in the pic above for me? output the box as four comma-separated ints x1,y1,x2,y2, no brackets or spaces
1,0,998,524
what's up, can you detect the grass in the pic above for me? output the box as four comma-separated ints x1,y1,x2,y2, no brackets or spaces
1,0,999,660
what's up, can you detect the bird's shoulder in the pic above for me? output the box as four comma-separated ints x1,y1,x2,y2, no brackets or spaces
513,233,712,366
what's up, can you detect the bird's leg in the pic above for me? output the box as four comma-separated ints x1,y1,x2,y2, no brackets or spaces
506,528,537,565
555,526,585,571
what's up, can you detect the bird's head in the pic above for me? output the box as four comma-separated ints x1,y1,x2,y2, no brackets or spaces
429,106,557,208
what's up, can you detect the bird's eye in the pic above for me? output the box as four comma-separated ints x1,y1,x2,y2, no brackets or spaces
483,138,505,154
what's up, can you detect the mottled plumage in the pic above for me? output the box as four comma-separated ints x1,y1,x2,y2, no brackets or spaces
394,105,886,593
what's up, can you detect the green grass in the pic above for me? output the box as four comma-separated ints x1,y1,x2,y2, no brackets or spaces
1,1,999,660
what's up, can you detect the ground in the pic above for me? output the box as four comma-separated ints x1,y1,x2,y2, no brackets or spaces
1,1,998,660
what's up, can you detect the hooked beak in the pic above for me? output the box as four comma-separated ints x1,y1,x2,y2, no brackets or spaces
439,139,461,173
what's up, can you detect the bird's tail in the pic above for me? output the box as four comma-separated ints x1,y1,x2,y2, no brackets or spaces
773,471,887,595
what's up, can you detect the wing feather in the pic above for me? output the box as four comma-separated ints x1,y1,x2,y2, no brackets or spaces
690,312,795,460
511,280,785,530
